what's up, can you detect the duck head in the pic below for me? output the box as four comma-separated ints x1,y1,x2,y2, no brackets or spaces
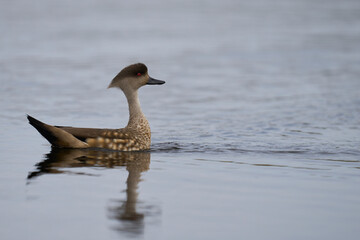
108,63,165,91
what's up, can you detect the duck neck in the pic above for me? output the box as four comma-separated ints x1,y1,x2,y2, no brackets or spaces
125,89,145,127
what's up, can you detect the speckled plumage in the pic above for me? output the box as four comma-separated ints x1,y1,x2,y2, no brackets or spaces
84,121,151,151
27,63,165,151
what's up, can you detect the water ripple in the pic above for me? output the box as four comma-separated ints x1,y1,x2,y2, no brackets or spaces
150,142,360,158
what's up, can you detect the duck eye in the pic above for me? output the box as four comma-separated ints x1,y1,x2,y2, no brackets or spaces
137,73,142,76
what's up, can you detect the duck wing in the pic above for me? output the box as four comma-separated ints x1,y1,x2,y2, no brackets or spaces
56,126,115,141
28,115,133,150
27,115,88,148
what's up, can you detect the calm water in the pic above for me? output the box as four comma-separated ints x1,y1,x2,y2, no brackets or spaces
1,0,360,239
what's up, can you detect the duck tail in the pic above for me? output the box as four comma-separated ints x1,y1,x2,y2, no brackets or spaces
27,115,88,148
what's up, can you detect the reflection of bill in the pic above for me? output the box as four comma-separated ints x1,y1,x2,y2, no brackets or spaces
27,149,159,237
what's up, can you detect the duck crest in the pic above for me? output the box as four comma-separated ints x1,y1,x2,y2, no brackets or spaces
27,63,165,151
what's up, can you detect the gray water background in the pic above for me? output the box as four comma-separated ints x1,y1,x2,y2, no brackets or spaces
1,0,360,239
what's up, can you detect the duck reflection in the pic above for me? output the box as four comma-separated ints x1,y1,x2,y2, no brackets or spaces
28,148,154,237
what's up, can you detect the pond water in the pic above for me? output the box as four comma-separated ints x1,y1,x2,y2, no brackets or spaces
1,0,360,239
